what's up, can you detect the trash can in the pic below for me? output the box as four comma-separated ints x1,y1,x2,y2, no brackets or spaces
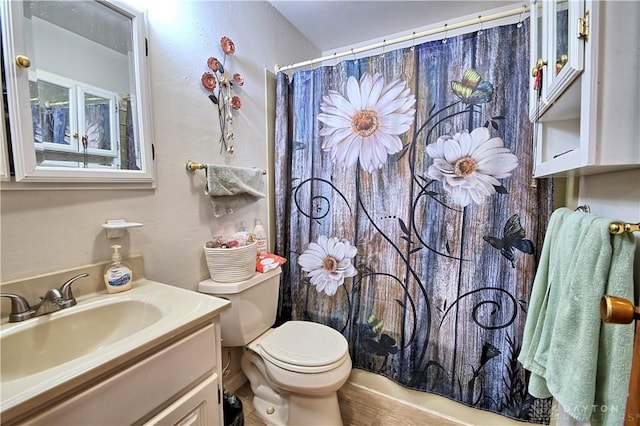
223,392,244,426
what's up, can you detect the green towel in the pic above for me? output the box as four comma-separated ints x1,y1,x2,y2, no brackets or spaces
518,208,635,425
205,164,266,198
204,164,266,217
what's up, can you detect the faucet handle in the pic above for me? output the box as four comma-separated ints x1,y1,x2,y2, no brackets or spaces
1,293,37,322
59,273,89,308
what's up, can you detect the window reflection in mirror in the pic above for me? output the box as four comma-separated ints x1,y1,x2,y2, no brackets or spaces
25,0,139,170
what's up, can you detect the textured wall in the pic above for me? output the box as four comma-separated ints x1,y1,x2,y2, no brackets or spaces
0,1,319,286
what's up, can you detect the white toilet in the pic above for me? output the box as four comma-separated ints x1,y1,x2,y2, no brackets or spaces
198,267,352,426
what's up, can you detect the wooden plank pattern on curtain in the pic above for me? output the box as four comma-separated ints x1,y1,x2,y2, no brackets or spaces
275,19,554,423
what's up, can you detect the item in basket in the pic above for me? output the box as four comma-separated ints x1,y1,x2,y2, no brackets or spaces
205,239,220,248
256,253,287,273
205,238,239,249
220,239,239,248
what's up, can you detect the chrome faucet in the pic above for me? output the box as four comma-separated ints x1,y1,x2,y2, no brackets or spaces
33,288,65,315
0,273,90,322
59,273,89,308
0,293,37,322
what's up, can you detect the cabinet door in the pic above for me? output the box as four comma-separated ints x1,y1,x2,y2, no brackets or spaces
144,375,222,426
545,0,585,102
530,0,586,119
532,0,640,177
0,0,156,184
529,0,545,120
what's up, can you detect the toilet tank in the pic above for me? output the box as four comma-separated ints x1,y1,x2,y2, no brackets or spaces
198,267,281,347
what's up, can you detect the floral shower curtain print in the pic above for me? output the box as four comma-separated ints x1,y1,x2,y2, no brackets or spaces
274,20,553,423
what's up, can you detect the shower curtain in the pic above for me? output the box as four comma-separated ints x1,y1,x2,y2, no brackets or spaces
274,19,553,423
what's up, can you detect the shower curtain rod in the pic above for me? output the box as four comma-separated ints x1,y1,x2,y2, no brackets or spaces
275,4,529,73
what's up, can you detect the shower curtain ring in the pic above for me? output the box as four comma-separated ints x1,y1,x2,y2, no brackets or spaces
410,31,416,51
517,6,526,28
351,48,358,64
380,39,386,58
442,24,448,44
477,15,484,35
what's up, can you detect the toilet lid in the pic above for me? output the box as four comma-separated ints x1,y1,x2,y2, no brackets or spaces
259,321,348,373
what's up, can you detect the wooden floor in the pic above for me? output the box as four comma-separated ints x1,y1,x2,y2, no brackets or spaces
235,381,464,426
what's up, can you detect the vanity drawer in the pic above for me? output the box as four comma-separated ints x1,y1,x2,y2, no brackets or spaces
21,322,218,425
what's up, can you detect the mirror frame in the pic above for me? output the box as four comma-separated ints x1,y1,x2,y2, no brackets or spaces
0,0,155,188
0,64,10,182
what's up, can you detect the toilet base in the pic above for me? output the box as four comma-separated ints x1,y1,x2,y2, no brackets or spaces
250,390,343,426
251,392,289,426
241,348,347,426
287,393,343,426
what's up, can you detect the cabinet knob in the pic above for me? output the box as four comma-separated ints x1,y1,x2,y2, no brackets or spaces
15,55,31,68
531,59,548,77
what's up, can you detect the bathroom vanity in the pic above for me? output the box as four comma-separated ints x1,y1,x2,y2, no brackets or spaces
0,257,230,425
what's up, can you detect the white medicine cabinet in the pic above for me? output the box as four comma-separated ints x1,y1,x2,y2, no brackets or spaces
0,0,155,188
529,0,640,178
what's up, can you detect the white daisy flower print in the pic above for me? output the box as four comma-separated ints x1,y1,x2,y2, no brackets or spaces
425,127,518,207
317,72,416,173
297,235,358,296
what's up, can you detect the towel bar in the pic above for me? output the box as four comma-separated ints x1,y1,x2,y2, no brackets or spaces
608,222,640,234
185,160,266,175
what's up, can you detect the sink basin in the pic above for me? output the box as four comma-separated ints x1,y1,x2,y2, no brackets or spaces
1,300,162,381
0,278,230,420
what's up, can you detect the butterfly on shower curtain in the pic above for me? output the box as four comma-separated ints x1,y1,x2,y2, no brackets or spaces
483,213,535,268
360,313,399,357
450,68,494,105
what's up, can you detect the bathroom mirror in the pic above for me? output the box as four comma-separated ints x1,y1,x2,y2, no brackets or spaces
0,0,155,187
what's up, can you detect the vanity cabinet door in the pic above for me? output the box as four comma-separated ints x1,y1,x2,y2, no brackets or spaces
144,375,222,426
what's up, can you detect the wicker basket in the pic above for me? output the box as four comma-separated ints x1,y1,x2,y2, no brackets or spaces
204,242,257,282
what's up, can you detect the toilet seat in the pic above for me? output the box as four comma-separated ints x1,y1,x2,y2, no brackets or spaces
258,321,349,374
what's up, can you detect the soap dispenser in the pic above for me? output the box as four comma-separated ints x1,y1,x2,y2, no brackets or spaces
104,245,132,293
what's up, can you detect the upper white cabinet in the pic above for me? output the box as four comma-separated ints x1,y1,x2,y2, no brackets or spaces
1,0,155,188
529,0,640,178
